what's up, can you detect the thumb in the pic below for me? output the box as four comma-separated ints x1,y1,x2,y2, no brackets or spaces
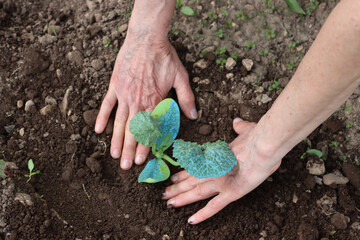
233,118,255,135
174,69,197,120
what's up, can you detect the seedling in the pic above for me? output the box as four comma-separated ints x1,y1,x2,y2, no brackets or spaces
289,40,299,49
24,159,40,182
129,99,237,183
216,29,224,38
231,52,238,62
285,0,306,15
49,25,57,36
329,141,339,148
207,12,217,21
8,77,14,83
0,160,7,178
345,104,352,114
305,0,319,15
104,39,110,48
221,9,229,17
300,149,324,160
236,11,245,20
339,155,347,161
265,28,276,40
346,122,353,129
287,60,296,70
268,76,282,91
259,49,269,56
245,40,255,51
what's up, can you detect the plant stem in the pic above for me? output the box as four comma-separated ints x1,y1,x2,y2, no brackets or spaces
162,154,180,166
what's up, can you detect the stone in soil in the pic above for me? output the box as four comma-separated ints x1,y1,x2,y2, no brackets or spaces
83,109,99,127
198,125,213,136
306,158,325,175
194,59,208,69
86,157,102,173
4,125,15,134
225,57,236,70
14,193,33,206
297,223,319,240
67,51,84,67
91,59,104,71
342,163,360,190
24,100,35,112
330,213,348,230
242,58,254,71
323,171,349,185
40,105,53,115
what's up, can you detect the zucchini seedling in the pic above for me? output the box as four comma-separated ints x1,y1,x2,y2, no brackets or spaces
24,159,40,182
129,99,237,183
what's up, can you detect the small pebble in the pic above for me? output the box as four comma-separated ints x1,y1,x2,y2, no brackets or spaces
17,100,24,108
194,59,208,69
198,125,213,136
24,100,35,112
40,105,53,115
4,125,15,134
225,57,236,70
323,171,349,185
14,193,33,206
306,158,325,175
242,58,254,71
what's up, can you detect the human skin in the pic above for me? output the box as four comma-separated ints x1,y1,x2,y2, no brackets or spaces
97,0,360,224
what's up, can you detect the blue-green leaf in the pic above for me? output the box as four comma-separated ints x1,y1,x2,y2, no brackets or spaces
173,140,237,179
130,111,161,147
285,0,306,15
151,99,180,153
180,6,195,16
138,158,170,183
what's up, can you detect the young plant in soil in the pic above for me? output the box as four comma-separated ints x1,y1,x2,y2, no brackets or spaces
0,159,7,178
24,159,40,182
129,98,237,183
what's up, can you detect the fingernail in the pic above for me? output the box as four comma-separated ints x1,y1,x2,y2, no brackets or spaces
162,192,167,199
167,204,174,209
190,108,198,119
188,216,195,224
167,199,174,206
121,159,131,169
170,175,178,183
234,118,243,123
135,154,145,165
112,149,120,158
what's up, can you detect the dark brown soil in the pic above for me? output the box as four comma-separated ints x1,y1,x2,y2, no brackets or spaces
1,0,359,239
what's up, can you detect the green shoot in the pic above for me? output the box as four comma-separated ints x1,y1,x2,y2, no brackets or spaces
216,29,224,38
268,76,281,91
24,159,40,182
265,28,276,40
329,141,339,148
305,0,319,15
207,12,217,21
180,6,195,16
236,11,245,20
104,39,110,48
221,8,229,17
49,25,57,36
0,160,7,178
245,40,255,51
345,104,352,114
231,52,238,61
285,0,306,15
301,149,324,159
346,122,353,129
8,77,14,83
339,155,347,161
287,60,296,70
259,49,269,56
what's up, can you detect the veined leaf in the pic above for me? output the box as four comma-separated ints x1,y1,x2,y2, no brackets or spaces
28,159,34,172
151,99,180,153
173,140,237,179
180,6,195,16
138,158,170,183
285,0,306,15
130,111,161,147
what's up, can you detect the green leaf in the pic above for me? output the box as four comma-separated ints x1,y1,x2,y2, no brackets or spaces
303,149,324,158
0,160,7,178
130,111,161,147
28,159,34,172
151,99,180,153
173,140,237,179
285,0,306,15
180,6,195,16
138,159,170,183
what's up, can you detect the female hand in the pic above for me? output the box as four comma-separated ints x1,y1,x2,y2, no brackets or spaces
95,35,197,170
162,118,282,224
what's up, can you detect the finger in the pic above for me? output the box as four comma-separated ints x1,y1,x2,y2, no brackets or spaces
187,193,231,224
120,109,139,170
163,176,210,200
173,69,197,120
170,170,191,183
134,144,150,165
95,90,117,133
232,118,255,135
167,180,218,207
110,104,128,158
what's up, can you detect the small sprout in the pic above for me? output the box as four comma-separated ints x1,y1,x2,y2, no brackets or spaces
236,11,245,20
180,6,195,16
176,0,182,9
329,141,339,148
0,160,7,178
216,29,224,38
356,161,360,166
285,0,306,15
346,122,353,129
268,76,282,92
345,104,352,114
305,0,319,15
259,49,269,56
24,159,40,182
301,149,324,159
265,28,276,40
339,155,347,161
171,27,179,35
231,52,238,61
330,230,336,236
104,39,111,48
207,12,217,21
49,25,57,36
114,47,119,53
245,40,255,51
8,77,14,83
199,50,207,58
225,20,232,29
221,8,229,17
287,60,296,70
289,40,299,49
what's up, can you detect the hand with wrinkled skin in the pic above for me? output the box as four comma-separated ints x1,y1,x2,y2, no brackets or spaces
95,37,197,170
162,118,281,224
